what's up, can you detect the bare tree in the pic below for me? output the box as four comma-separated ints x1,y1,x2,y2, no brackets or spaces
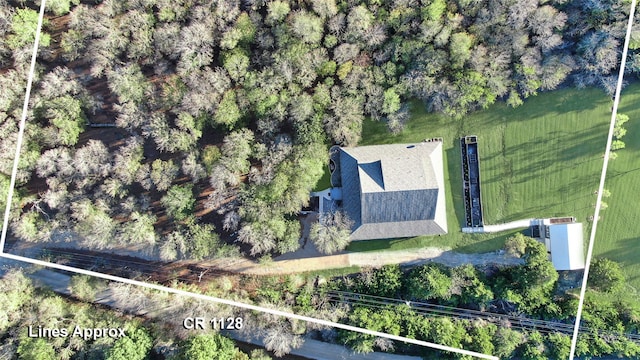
261,322,303,357
309,210,353,254
73,140,112,189
237,223,277,256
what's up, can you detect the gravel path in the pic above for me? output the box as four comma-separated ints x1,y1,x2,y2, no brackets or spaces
239,248,523,275
4,217,523,277
5,235,523,277
348,248,524,268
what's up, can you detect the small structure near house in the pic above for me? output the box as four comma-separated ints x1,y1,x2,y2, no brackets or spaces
460,135,484,228
318,141,447,240
530,217,585,270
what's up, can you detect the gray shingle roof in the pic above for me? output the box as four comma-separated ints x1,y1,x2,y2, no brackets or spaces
339,142,447,240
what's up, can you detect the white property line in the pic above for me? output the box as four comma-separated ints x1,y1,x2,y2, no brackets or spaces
569,1,637,359
0,0,47,254
0,252,499,360
0,2,499,359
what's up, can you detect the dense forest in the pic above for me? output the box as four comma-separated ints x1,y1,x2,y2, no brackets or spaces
0,0,635,257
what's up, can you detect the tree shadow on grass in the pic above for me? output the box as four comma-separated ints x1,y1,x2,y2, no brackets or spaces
597,237,640,269
346,238,392,252
445,141,467,229
454,231,519,253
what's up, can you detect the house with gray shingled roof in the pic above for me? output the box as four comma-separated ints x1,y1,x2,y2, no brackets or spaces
331,141,447,240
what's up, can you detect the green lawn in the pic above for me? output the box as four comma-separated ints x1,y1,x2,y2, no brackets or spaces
346,87,610,254
593,82,640,293
313,163,332,191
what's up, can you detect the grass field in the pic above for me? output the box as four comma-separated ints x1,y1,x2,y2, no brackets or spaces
345,87,611,254
313,163,332,191
592,82,640,293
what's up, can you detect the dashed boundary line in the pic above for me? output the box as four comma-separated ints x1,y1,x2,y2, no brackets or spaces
0,0,47,253
0,2,501,359
569,1,638,359
0,253,499,360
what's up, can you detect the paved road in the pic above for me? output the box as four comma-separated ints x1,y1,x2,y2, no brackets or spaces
5,266,421,360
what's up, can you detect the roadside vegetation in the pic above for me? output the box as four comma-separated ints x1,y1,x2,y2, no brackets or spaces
0,268,271,360
334,236,640,358
6,233,639,359
0,0,634,259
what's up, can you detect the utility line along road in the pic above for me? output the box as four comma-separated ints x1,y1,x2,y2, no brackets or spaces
7,264,423,360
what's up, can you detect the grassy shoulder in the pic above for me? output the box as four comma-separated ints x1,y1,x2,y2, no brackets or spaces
594,81,640,292
348,87,610,253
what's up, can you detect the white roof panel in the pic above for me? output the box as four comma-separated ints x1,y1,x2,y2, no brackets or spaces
549,223,585,270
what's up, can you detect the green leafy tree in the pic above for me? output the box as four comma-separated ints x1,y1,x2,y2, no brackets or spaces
504,232,528,257
611,140,625,151
223,49,250,81
347,6,373,37
12,211,49,242
150,159,178,191
46,0,80,16
186,222,223,260
121,212,157,245
72,200,116,250
493,326,524,358
546,332,571,360
466,321,496,355
292,11,324,44
162,185,196,221
266,1,290,24
107,64,151,104
8,9,51,50
201,145,221,174
367,265,403,298
16,337,55,360
179,333,239,360
588,257,625,293
106,325,153,360
449,32,474,68
424,317,468,350
249,349,271,360
69,275,104,302
213,90,242,128
220,13,256,50
519,331,547,360
382,88,401,115
614,113,629,139
43,95,86,146
422,0,446,21
0,270,34,332
450,265,494,309
499,235,558,314
406,263,452,300
219,129,254,175
311,0,338,18
341,306,402,353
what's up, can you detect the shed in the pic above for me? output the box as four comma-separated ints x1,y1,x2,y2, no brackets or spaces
548,223,586,270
